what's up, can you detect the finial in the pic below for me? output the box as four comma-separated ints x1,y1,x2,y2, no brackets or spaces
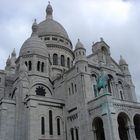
48,1,50,4
46,1,53,19
78,38,80,42
11,48,16,57
6,55,11,66
31,19,38,36
120,55,123,59
100,37,104,41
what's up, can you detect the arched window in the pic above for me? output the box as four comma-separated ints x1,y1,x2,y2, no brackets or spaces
53,54,58,65
61,55,65,66
118,113,130,140
41,117,45,135
25,61,28,67
57,118,61,135
29,61,32,71
37,61,40,71
49,110,53,135
134,114,140,139
93,117,105,140
41,62,44,72
67,57,70,68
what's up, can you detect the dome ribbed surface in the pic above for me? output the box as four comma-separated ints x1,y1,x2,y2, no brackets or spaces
38,19,69,39
119,56,127,65
20,35,48,57
75,39,84,49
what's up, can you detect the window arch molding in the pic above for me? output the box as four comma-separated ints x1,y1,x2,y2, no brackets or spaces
55,116,63,136
31,83,52,95
53,53,58,65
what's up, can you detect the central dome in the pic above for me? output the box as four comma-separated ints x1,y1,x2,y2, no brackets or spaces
38,19,69,39
38,3,69,39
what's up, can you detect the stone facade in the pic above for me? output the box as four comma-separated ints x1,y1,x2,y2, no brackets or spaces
0,3,140,140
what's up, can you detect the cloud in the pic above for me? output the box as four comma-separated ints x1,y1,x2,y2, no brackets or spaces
0,0,140,100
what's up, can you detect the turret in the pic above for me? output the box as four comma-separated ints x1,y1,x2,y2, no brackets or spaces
5,48,16,74
119,55,136,101
74,39,86,63
119,55,130,76
74,39,88,73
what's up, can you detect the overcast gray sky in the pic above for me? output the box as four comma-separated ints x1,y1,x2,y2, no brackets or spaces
0,0,140,100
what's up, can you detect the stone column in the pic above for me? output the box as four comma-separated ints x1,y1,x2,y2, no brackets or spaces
102,94,120,140
127,125,137,140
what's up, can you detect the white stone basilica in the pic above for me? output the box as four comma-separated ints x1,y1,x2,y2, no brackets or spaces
0,2,140,140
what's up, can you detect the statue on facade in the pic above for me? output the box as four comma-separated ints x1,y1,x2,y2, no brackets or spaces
94,71,109,96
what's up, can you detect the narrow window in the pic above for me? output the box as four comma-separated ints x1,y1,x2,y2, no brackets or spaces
61,55,65,66
75,84,77,92
37,61,40,71
69,88,71,95
41,117,45,135
85,66,87,72
0,78,1,83
25,61,28,66
57,118,61,135
71,128,74,140
77,67,79,72
41,62,44,72
52,37,57,41
29,61,32,71
67,57,70,68
76,128,79,140
71,83,74,94
120,91,124,100
49,110,53,135
53,54,58,65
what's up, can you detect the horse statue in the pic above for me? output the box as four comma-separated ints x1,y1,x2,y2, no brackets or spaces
94,72,109,96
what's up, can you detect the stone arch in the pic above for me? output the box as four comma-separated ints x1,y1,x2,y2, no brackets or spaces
92,117,105,140
133,114,140,139
117,112,131,140
31,83,52,95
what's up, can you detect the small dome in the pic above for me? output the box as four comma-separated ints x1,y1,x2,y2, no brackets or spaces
75,39,85,50
19,20,48,57
119,55,127,65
